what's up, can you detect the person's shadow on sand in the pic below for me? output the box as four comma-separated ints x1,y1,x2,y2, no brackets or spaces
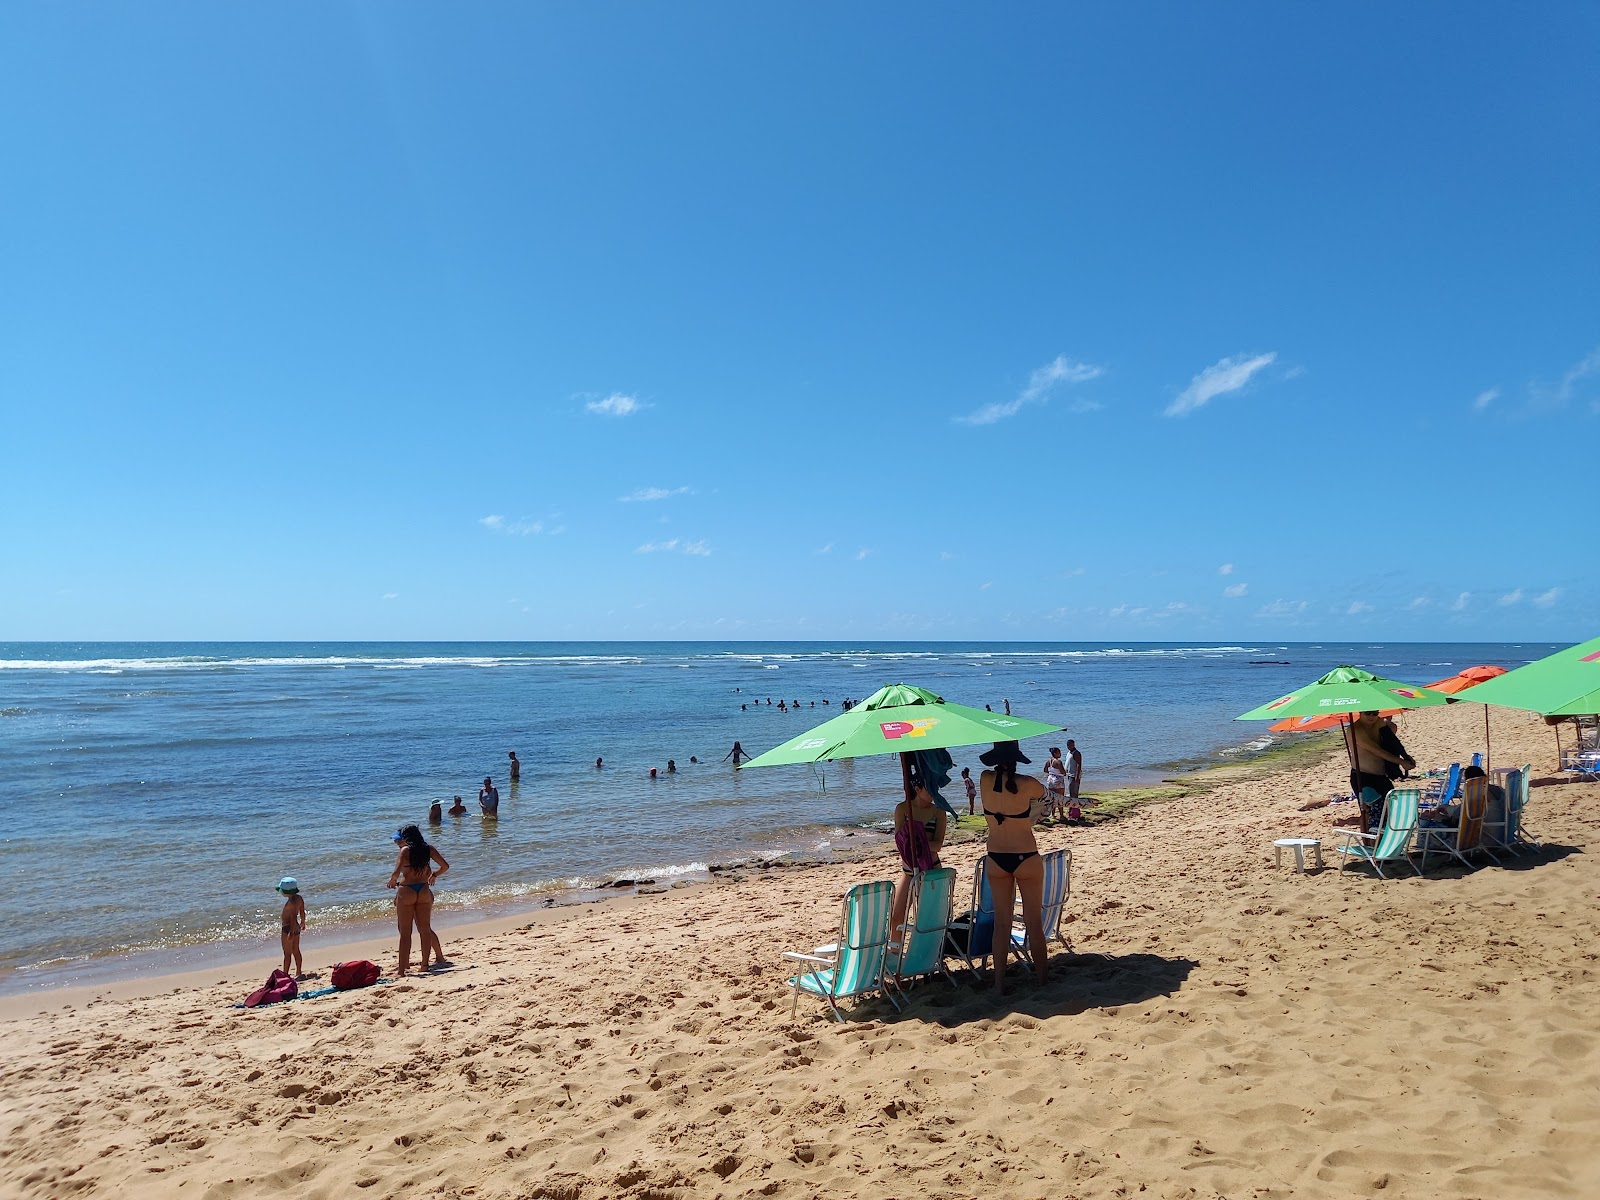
875,952,1199,1026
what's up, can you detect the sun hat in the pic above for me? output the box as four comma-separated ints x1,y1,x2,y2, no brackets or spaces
276,876,300,894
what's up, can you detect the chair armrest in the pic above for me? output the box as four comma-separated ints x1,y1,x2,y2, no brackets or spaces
782,951,836,966
1336,829,1376,847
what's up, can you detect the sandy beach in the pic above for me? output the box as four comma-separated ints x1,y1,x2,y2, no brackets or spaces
5,700,1598,1199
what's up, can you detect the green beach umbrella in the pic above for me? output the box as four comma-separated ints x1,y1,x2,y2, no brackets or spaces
1446,635,1600,717
739,683,1064,769
1234,666,1455,722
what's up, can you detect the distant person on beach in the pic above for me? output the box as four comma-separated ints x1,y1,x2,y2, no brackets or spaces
666,759,676,773
479,776,500,818
428,800,443,825
508,751,520,782
982,780,1049,995
1043,748,1068,821
1066,740,1083,801
1003,698,1011,716
962,767,977,815
596,757,603,769
448,795,467,816
724,741,752,766
689,756,698,764
387,826,448,975
276,877,305,979
891,786,948,936
649,767,658,779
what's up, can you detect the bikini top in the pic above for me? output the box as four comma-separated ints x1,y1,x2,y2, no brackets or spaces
983,806,1031,824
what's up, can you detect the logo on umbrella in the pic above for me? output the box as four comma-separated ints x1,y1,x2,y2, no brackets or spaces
798,738,828,750
880,718,938,740
1391,688,1419,699
1582,650,1600,663
1264,694,1296,710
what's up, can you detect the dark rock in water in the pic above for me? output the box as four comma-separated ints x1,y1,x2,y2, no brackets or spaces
610,877,656,888
638,884,668,895
670,880,690,889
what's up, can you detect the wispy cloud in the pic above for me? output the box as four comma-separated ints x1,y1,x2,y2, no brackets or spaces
1165,352,1277,417
939,550,956,561
619,486,690,502
1347,600,1373,615
855,548,872,561
955,355,1104,425
1223,583,1248,598
1552,345,1600,408
1533,587,1563,608
1409,596,1430,609
1498,588,1523,606
1256,598,1308,618
1218,563,1234,575
1451,592,1471,611
585,392,646,417
1472,387,1500,412
815,543,834,555
636,538,711,557
480,515,554,536
382,592,398,600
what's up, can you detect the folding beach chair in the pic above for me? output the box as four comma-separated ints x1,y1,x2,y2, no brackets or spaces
1509,764,1541,852
887,866,959,997
1415,777,1488,872
945,849,1071,974
1335,787,1421,878
782,880,898,1021
1424,763,1461,805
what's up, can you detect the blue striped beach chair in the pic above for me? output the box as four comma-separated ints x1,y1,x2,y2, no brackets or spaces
783,880,897,1021
887,867,958,997
947,848,1072,974
1509,764,1541,852
1336,787,1421,878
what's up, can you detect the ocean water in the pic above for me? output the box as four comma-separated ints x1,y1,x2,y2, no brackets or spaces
0,640,1557,993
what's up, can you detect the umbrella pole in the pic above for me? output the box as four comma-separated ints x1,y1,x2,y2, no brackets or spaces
1555,722,1562,769
1484,706,1492,773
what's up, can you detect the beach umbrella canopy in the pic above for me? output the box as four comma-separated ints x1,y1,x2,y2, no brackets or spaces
739,683,1064,769
1423,665,1509,695
1447,636,1600,717
1235,666,1455,723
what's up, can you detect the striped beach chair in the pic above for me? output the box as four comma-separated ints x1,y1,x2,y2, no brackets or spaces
783,880,897,1021
1508,764,1541,852
1415,777,1488,871
1336,787,1421,878
887,867,959,997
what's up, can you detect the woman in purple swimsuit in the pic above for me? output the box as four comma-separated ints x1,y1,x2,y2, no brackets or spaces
982,790,1049,995
386,825,449,976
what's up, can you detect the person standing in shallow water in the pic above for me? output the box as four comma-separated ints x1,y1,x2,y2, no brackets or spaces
479,776,500,817
723,741,751,766
508,751,520,783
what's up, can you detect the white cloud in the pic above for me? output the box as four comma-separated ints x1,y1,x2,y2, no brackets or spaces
1451,592,1471,611
1498,589,1524,606
1165,352,1277,417
1473,387,1500,412
585,392,646,417
855,548,872,561
637,537,711,557
619,486,690,502
1218,563,1234,575
815,543,834,555
479,515,548,536
1223,583,1248,598
980,581,993,590
1256,599,1308,618
1533,587,1562,608
939,550,956,561
1347,600,1373,615
382,592,398,600
1409,596,1430,609
1556,346,1600,406
955,355,1104,425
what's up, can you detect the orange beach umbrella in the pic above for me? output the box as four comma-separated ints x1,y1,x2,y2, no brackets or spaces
1422,665,1508,694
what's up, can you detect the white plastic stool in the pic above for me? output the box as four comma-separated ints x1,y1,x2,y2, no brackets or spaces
1274,838,1323,874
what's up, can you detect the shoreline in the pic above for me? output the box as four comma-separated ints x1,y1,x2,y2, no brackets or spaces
0,733,1321,1017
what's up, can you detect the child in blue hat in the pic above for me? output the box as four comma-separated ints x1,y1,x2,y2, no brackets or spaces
276,877,306,979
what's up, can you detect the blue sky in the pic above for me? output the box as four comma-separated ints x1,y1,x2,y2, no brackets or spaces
3,4,1596,641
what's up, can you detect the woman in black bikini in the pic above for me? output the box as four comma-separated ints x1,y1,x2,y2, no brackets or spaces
982,789,1049,995
387,825,449,976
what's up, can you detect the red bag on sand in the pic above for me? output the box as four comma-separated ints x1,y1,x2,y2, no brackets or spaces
331,960,381,989
243,968,299,1008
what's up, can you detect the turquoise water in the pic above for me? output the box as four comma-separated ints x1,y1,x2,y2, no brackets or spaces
0,640,1555,992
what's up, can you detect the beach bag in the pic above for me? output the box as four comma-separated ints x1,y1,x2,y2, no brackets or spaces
895,815,936,872
243,968,298,1008
944,909,994,959
331,960,381,989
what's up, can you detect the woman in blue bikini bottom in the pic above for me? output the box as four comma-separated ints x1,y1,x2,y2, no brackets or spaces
981,799,1049,995
387,825,450,976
